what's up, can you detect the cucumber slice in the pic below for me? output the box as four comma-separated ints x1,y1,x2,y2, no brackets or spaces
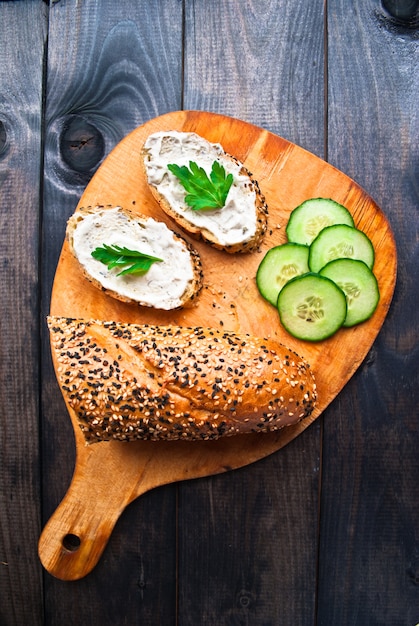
277,273,347,342
286,198,355,245
319,258,380,327
256,243,309,306
309,224,375,273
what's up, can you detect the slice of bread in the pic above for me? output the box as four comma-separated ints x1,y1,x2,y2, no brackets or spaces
66,205,203,310
142,131,268,253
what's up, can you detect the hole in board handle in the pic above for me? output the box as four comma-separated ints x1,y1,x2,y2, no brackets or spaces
62,533,81,552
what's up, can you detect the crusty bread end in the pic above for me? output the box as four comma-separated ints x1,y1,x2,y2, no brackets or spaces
48,316,317,443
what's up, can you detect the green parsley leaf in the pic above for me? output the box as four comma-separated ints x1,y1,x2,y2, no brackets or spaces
91,244,163,276
167,160,234,211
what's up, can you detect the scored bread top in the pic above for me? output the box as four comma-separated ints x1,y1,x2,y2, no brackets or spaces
48,316,317,443
66,205,203,310
142,131,268,253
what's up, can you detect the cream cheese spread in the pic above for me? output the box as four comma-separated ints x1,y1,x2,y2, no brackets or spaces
143,131,258,246
71,207,195,310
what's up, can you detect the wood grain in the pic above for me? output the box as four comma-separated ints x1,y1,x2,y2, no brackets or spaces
184,0,326,155
38,110,396,580
318,0,419,623
0,3,46,625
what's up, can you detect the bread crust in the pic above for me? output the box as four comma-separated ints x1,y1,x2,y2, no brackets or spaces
142,132,268,253
48,316,317,443
66,205,203,310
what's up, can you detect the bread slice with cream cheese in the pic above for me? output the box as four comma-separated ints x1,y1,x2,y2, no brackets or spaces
142,131,268,253
66,205,203,310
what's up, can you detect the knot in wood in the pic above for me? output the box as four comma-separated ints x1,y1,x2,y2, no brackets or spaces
60,115,105,173
236,589,255,609
382,0,419,26
0,120,7,157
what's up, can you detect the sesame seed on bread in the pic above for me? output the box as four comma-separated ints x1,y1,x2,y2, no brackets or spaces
48,316,317,443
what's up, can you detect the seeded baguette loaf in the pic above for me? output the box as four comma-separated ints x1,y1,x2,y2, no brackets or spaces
142,131,268,253
48,316,317,444
66,205,203,310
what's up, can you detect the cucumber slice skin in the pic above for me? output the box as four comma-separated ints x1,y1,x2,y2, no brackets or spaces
277,273,347,342
256,243,310,306
286,198,355,246
308,224,375,273
319,258,380,327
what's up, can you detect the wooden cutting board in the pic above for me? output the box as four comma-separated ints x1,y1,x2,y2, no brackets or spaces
38,110,397,580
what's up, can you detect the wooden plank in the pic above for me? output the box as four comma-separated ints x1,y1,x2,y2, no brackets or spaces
40,0,183,623
177,429,322,625
317,0,419,623
0,2,47,625
178,1,326,623
183,0,326,158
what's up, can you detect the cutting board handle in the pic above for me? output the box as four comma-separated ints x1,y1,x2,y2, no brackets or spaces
38,472,127,580
40,111,397,580
38,440,151,580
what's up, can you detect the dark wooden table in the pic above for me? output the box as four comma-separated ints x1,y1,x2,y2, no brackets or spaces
1,1,418,624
